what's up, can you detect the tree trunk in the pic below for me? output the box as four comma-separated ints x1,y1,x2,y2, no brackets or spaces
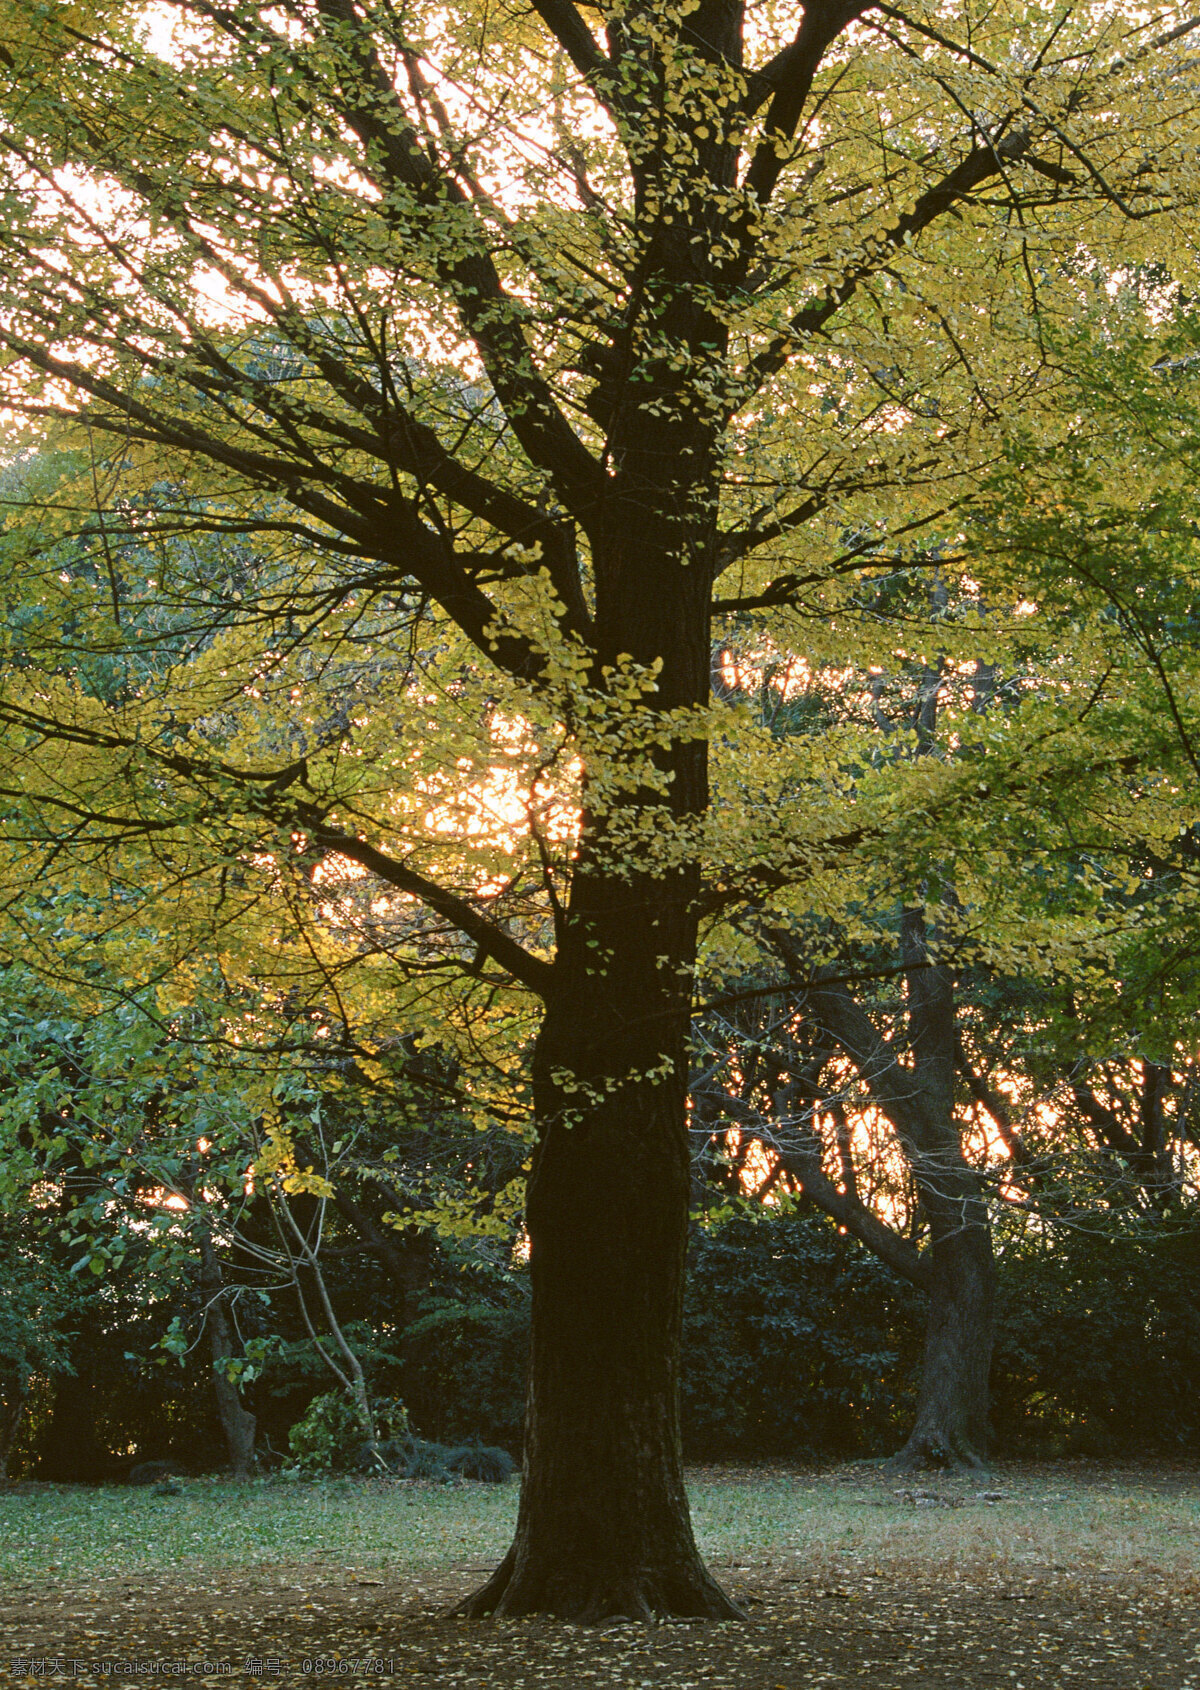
888,911,994,1470
803,945,996,1472
460,881,742,1621
461,440,739,1616
199,1236,257,1479
0,1375,28,1481
888,1166,994,1470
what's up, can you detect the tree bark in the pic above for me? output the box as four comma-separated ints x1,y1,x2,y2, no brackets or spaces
198,1236,258,1479
460,883,741,1621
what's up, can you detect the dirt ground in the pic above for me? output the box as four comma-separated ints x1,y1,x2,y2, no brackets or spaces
4,1463,1198,1689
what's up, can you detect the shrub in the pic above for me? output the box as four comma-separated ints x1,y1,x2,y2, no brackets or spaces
991,1221,1200,1454
359,1434,515,1483
128,1459,187,1485
681,1204,925,1459
400,1292,528,1451
441,1442,516,1483
287,1393,364,1473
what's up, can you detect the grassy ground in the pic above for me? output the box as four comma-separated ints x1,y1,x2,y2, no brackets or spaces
0,1475,518,1581
2,1461,1198,1688
2,1460,1196,1584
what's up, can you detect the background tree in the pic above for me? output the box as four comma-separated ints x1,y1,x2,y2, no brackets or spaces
0,1213,74,1481
691,292,1200,1466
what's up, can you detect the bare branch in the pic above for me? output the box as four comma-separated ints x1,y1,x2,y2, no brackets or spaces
296,809,557,999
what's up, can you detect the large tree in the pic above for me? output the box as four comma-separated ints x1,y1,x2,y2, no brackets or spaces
0,0,1198,1618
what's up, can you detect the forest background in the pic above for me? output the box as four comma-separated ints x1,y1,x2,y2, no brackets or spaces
0,0,1197,1625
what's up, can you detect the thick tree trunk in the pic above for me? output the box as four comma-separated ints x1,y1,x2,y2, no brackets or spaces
460,446,739,1616
460,892,742,1621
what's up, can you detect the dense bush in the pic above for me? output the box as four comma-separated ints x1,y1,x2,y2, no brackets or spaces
991,1222,1200,1454
679,1204,1200,1461
398,1279,530,1452
363,1436,516,1484
681,1205,926,1459
285,1390,515,1483
34,1255,232,1482
287,1392,366,1473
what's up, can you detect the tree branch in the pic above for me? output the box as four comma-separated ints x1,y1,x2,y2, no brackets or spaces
741,129,1035,400
296,810,557,999
744,2,873,204
694,1078,933,1290
780,1134,933,1290
0,332,556,684
714,503,964,610
529,0,626,119
312,0,607,522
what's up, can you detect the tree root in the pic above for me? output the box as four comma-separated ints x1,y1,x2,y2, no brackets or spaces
885,1429,990,1474
454,1547,745,1623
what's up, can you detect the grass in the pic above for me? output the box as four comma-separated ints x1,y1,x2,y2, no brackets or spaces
686,1466,1200,1584
1,1462,1197,1588
0,1476,516,1581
